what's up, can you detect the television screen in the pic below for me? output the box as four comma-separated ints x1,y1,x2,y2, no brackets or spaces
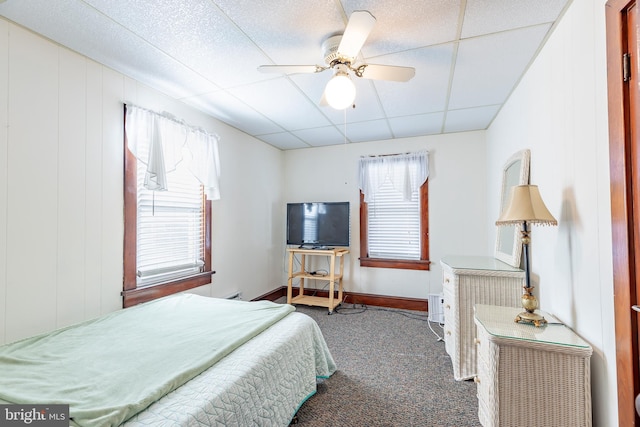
286,202,350,248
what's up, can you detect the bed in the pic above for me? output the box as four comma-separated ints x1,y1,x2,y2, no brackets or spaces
0,294,336,426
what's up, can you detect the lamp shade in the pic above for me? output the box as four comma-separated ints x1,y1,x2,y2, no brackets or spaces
496,185,557,226
325,72,356,110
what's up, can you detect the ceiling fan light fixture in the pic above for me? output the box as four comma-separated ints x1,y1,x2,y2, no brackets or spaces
325,71,356,110
258,10,414,110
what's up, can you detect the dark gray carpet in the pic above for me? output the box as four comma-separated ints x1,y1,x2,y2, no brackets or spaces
287,302,481,427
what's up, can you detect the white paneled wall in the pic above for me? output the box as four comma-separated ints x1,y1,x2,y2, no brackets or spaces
485,0,615,425
99,68,127,312
56,46,89,327
0,24,123,344
8,25,64,339
0,19,287,345
84,60,109,319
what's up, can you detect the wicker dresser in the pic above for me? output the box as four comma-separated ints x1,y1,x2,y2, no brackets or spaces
441,256,523,381
474,304,592,427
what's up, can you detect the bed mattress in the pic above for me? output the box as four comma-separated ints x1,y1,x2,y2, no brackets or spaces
123,311,335,426
0,294,335,427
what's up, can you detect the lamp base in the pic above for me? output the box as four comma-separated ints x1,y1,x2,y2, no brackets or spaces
515,310,547,327
515,285,546,327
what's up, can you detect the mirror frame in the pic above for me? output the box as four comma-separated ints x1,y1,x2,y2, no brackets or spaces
494,149,530,267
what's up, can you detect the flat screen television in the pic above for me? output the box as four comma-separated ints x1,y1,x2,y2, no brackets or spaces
286,202,350,248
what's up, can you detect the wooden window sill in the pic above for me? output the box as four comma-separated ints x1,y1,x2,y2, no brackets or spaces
359,257,431,271
122,271,215,307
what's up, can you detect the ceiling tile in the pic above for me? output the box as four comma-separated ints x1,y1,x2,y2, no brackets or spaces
182,90,284,136
444,105,501,133
448,24,551,110
228,77,331,131
342,0,463,57
215,0,344,67
373,43,455,117
255,132,309,150
342,119,393,143
462,0,568,38
388,112,445,138
84,0,274,89
285,73,330,108
0,0,220,99
292,125,346,147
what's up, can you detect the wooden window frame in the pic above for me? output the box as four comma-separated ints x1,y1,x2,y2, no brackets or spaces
122,113,212,308
359,179,430,270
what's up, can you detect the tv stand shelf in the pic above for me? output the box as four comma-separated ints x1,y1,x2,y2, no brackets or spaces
287,247,349,314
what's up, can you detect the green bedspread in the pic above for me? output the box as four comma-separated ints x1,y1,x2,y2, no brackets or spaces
0,294,295,427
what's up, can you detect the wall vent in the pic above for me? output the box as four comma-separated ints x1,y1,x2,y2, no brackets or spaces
428,293,444,324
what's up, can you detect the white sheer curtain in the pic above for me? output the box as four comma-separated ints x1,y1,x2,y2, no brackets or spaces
125,104,221,200
359,151,429,203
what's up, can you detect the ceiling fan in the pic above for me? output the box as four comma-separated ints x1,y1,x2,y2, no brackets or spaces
257,10,415,110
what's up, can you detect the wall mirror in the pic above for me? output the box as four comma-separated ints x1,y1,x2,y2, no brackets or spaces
495,149,530,267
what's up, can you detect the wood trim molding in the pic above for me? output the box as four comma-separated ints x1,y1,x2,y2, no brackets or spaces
420,179,429,261
606,1,640,425
123,110,137,292
122,272,214,307
123,142,137,292
359,257,431,270
359,180,430,271
204,200,212,272
257,286,428,312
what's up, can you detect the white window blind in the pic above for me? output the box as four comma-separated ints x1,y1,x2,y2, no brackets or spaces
359,151,428,261
367,174,421,260
136,159,205,287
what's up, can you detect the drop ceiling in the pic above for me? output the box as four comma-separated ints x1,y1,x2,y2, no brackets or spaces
0,0,571,150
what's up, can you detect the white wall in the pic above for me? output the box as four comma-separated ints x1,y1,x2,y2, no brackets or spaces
0,20,285,345
283,132,488,299
486,0,615,425
0,21,124,345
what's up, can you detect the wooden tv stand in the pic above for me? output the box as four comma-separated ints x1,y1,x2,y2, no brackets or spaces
286,247,349,314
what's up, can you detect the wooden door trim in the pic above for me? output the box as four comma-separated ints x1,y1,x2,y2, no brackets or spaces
606,0,640,425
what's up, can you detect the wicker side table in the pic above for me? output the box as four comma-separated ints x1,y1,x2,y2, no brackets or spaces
441,256,524,381
474,304,592,427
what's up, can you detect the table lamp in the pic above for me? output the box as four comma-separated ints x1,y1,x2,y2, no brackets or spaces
496,185,557,326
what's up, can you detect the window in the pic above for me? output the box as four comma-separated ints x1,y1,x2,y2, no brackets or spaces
359,152,430,270
135,158,207,287
123,105,220,307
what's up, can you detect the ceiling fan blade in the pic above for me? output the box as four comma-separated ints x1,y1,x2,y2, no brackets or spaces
357,64,415,82
257,65,326,75
337,10,376,59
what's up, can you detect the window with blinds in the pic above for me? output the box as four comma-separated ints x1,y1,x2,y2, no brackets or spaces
359,151,429,270
366,178,421,260
136,160,205,287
